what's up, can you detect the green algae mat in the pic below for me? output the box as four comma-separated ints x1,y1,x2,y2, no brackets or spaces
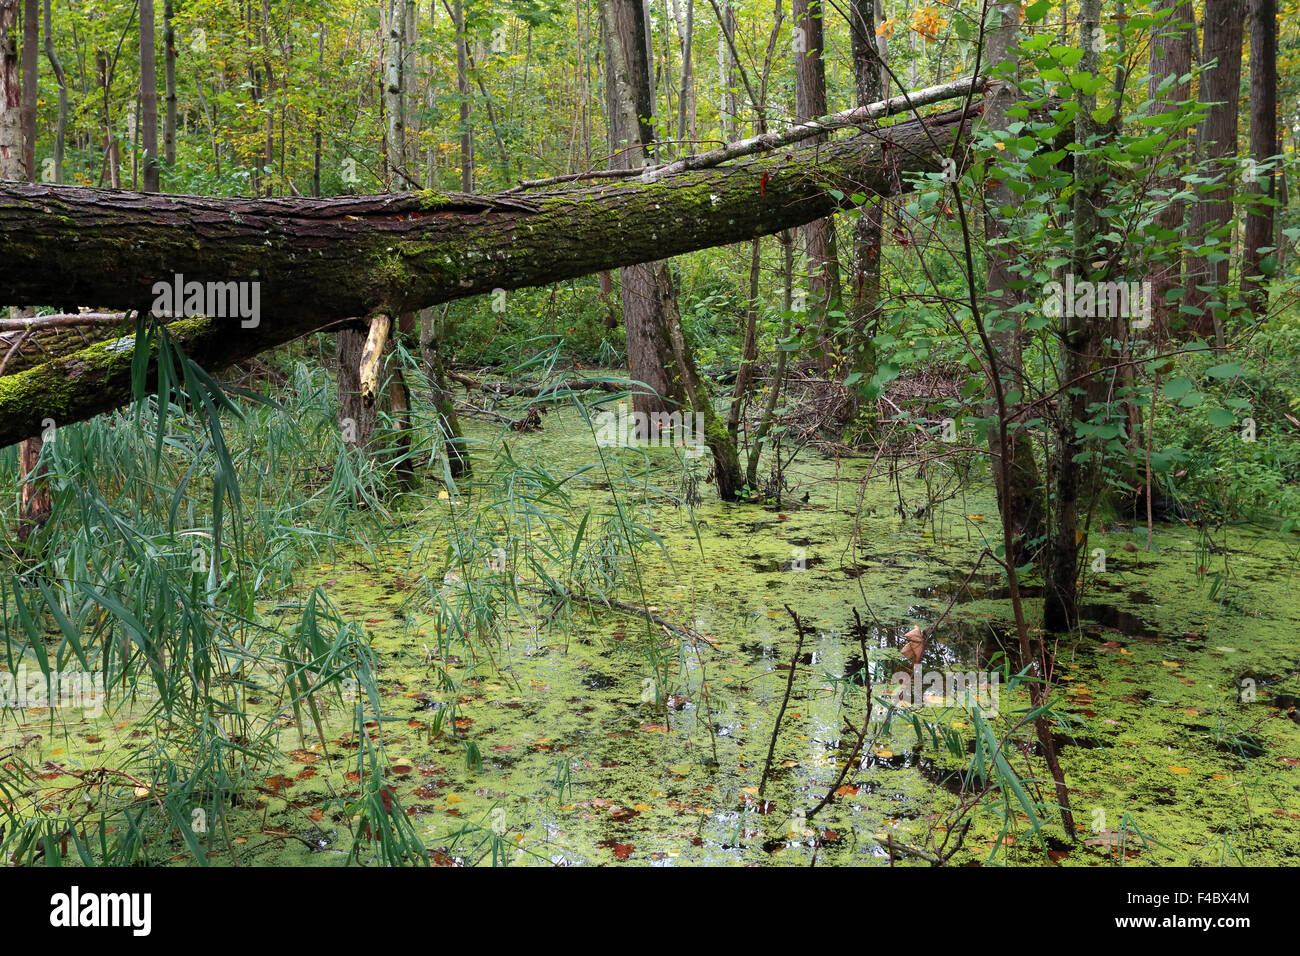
3,406,1299,866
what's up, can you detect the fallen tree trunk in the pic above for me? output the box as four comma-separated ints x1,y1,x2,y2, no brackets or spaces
0,101,978,449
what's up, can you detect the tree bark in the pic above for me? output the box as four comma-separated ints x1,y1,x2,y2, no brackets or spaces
794,0,842,370
1147,0,1194,339
453,0,473,192
42,0,66,184
162,0,176,173
844,0,883,436
0,102,980,450
1242,0,1277,315
418,306,469,477
1184,0,1245,343
600,0,684,422
0,1,18,178
140,0,159,192
18,0,33,180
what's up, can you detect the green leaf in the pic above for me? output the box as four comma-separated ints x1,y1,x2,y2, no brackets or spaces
1205,362,1242,380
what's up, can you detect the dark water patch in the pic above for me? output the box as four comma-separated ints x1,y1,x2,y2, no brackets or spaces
1079,603,1162,641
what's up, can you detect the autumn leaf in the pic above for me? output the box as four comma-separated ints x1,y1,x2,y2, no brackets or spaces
902,626,925,665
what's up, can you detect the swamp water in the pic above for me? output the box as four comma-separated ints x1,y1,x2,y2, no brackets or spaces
5,404,1300,866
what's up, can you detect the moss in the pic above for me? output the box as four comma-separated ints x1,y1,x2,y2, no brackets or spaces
414,188,451,210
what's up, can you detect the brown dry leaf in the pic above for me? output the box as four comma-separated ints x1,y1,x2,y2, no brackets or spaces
902,626,925,665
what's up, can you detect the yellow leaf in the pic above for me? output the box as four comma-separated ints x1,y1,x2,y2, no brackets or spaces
1168,766,1192,774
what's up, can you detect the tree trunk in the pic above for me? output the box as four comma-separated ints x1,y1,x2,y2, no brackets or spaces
384,0,406,188
139,0,159,192
0,101,981,450
1184,0,1245,343
0,2,20,178
794,0,841,371
1242,0,1276,315
1045,0,1108,635
674,0,694,144
599,0,684,423
5,0,49,540
419,306,469,477
980,1,1045,565
453,0,473,192
717,0,736,142
1147,0,1194,339
42,0,65,184
844,0,883,436
18,0,33,180
163,0,176,173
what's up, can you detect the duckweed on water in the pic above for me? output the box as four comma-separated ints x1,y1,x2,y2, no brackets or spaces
5,404,1297,866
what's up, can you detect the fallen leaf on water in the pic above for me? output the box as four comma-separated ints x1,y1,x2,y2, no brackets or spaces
1168,766,1192,774
598,841,635,860
902,627,925,665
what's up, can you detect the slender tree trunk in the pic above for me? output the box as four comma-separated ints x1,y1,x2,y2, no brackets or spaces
6,0,49,540
674,0,694,144
19,0,33,179
162,0,176,173
1184,0,1244,343
746,229,795,491
98,50,120,187
419,306,469,477
1242,0,1277,315
454,0,473,192
717,0,736,141
384,0,405,188
140,0,159,192
44,0,65,184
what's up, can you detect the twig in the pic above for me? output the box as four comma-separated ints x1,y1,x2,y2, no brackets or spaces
760,604,809,798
